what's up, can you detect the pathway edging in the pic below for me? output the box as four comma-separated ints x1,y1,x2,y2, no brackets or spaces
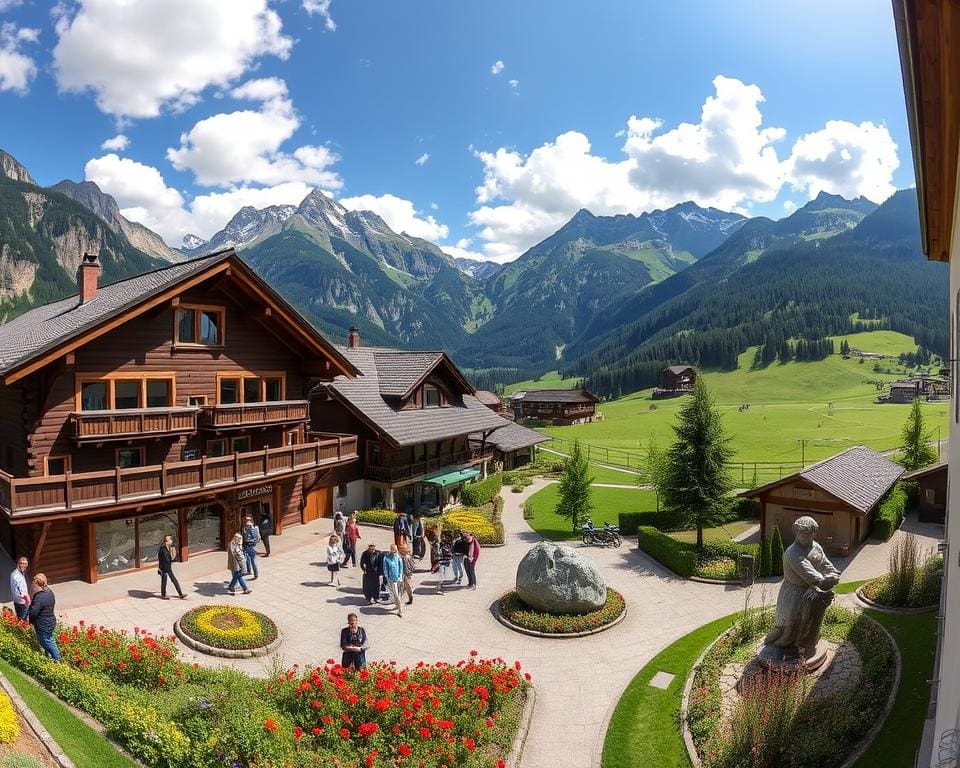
505,685,536,768
0,670,76,768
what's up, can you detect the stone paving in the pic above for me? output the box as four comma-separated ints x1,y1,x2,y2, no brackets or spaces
3,479,937,768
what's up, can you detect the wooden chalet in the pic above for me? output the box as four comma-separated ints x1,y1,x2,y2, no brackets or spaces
0,250,359,583
311,332,509,515
480,422,548,470
653,365,697,399
510,389,598,426
905,461,947,525
741,446,904,554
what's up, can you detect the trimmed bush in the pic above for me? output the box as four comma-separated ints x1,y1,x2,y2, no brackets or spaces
461,473,503,506
637,527,697,577
873,482,908,541
499,588,625,634
0,690,19,744
759,535,772,578
353,508,397,527
618,509,684,535
770,526,784,576
441,506,505,545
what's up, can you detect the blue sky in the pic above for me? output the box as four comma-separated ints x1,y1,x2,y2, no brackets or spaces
0,0,911,261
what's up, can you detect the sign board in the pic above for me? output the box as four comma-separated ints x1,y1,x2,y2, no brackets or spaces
237,485,273,502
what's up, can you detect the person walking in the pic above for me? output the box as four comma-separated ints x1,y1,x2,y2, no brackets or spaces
27,574,60,661
333,510,346,539
411,516,425,560
340,613,368,670
227,533,252,595
382,544,404,617
157,535,187,600
242,516,260,580
400,544,415,606
259,505,272,557
451,532,468,585
359,544,381,605
392,511,409,549
343,513,360,567
9,557,30,621
463,532,480,590
326,534,343,586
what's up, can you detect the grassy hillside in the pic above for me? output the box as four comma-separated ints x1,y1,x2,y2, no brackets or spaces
540,331,948,466
503,370,583,395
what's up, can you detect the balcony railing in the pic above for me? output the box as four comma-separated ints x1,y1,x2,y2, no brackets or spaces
199,400,309,431
365,446,493,484
70,407,199,444
0,434,358,519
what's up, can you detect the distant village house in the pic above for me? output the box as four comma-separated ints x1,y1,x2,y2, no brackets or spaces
510,389,598,426
652,365,697,399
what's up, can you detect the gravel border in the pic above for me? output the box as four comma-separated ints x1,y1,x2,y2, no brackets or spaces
492,592,626,638
854,585,938,614
0,670,75,768
174,612,282,658
679,609,901,768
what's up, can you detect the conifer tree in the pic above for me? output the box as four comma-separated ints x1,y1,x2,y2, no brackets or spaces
898,397,938,471
662,378,734,549
771,525,785,576
643,438,668,513
759,534,772,578
555,440,594,533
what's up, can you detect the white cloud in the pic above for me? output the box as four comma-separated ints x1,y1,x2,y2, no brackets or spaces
52,0,292,118
100,133,129,151
785,120,899,203
339,193,449,242
490,60,504,75
430,202,439,210
415,152,430,167
466,76,900,260
166,77,342,189
0,22,39,94
0,0,24,11
783,200,798,214
440,237,487,263
302,0,336,30
508,79,519,90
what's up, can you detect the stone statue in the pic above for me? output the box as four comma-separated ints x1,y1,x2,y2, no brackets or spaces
762,516,840,665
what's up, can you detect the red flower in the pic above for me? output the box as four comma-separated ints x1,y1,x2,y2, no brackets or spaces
339,727,351,740
358,722,379,738
419,727,431,739
463,737,476,752
293,726,303,740
497,761,506,768
398,743,412,757
469,650,478,657
264,719,278,732
311,727,323,735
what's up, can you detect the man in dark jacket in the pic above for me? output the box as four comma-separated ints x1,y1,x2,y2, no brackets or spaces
339,612,367,669
259,505,272,557
242,516,261,579
28,573,60,661
157,535,187,600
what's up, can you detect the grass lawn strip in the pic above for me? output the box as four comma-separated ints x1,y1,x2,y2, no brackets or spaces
523,484,658,540
0,659,137,768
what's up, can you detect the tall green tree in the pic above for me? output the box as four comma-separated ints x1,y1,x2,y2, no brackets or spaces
898,397,938,471
555,440,594,533
662,378,734,549
643,437,668,512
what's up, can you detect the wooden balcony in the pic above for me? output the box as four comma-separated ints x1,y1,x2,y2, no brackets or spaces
199,400,309,431
70,407,199,445
0,434,358,519
365,446,493,484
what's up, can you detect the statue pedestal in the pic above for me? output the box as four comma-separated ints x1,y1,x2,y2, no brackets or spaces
756,641,829,673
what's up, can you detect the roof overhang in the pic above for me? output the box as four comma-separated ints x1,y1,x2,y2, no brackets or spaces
894,0,960,262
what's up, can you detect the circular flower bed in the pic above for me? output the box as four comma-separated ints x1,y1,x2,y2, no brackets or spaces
498,588,625,636
177,605,278,653
858,555,943,610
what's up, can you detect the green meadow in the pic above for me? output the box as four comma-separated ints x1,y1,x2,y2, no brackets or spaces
540,331,948,467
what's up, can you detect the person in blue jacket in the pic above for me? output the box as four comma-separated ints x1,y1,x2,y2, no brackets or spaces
28,573,60,661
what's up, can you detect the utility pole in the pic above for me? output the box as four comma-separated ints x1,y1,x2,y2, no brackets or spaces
798,438,809,468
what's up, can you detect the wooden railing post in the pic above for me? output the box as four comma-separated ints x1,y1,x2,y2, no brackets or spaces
337,435,342,460
160,461,167,495
263,445,270,476
64,468,73,510
114,466,121,502
200,457,206,488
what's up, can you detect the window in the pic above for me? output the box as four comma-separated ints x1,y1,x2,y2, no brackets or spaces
175,305,224,346
77,376,174,411
219,378,240,405
243,378,262,403
117,448,144,469
80,381,108,411
264,377,283,402
206,439,227,457
146,380,171,408
336,483,348,498
216,373,285,404
424,384,441,408
925,488,936,504
231,436,251,453
45,455,70,476
187,395,207,407
114,380,141,410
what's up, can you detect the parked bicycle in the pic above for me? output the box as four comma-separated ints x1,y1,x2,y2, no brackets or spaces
581,519,622,547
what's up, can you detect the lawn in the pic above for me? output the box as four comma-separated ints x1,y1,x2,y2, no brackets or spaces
503,370,582,395
524,483,656,540
541,332,948,467
601,607,936,768
0,658,138,768
668,520,755,544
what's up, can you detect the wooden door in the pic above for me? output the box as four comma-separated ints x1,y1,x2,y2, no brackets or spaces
304,486,332,523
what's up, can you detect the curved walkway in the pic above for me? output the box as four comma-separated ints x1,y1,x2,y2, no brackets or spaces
50,480,921,768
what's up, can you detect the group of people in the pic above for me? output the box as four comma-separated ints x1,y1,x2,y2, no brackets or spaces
9,557,61,661
225,515,268,595
427,525,481,593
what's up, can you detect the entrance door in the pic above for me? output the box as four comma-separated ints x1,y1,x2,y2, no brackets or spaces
304,486,332,522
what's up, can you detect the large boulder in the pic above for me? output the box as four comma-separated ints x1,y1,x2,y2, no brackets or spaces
515,543,606,615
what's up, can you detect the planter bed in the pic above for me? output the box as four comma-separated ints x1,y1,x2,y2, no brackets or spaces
496,588,626,637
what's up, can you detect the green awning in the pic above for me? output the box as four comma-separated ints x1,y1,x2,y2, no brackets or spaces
421,468,480,487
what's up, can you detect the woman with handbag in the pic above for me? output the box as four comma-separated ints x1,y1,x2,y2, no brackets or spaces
157,535,187,600
226,532,252,595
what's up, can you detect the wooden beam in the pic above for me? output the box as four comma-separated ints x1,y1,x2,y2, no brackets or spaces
32,522,50,565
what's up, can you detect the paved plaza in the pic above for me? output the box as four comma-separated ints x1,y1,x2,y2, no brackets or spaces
4,481,943,768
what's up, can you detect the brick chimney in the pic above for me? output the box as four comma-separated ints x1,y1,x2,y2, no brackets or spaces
77,253,101,304
348,327,361,348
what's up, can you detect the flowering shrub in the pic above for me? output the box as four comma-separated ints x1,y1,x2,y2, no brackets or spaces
862,554,943,608
499,589,625,634
441,507,505,545
0,690,19,744
696,557,738,581
179,606,278,650
354,509,399,527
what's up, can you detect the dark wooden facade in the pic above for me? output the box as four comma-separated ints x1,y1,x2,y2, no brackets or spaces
0,254,358,582
907,462,947,524
511,390,598,426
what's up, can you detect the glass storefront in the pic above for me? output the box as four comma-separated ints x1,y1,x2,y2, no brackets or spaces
95,518,136,575
187,504,223,553
139,512,179,565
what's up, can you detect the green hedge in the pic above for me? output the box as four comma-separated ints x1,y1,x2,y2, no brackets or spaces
637,527,697,577
618,509,684,535
353,508,397,527
874,481,908,541
461,473,503,506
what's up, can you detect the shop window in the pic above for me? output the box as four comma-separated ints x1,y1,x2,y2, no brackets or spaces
206,438,228,457
371,486,386,508
117,447,144,469
45,455,70,476
231,436,251,453
94,511,179,576
176,305,224,346
187,504,223,553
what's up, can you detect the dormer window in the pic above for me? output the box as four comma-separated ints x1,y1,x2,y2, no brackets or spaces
424,384,441,408
176,305,224,346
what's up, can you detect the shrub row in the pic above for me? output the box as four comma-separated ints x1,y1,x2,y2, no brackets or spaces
637,527,697,577
352,508,397,527
498,589,625,634
460,473,504,506
637,527,761,581
873,481,908,541
619,498,759,536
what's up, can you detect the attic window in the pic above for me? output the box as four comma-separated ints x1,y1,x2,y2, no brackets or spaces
176,305,224,347
424,384,441,408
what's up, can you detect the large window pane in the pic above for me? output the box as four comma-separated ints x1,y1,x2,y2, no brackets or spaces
95,518,136,575
219,378,239,405
114,380,140,410
146,379,171,408
199,311,221,345
187,504,222,553
117,448,143,468
243,378,262,403
264,378,282,402
138,512,178,565
207,439,227,457
231,436,251,453
177,308,196,343
80,381,107,411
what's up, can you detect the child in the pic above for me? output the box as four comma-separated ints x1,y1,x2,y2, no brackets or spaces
326,534,343,586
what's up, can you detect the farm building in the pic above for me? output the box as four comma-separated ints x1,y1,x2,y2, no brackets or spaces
904,461,947,524
652,365,697,399
740,446,904,555
475,422,548,470
510,389,598,426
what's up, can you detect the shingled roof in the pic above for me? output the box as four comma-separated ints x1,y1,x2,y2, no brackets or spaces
665,365,696,374
743,446,904,515
510,389,598,403
320,345,509,447
482,422,549,453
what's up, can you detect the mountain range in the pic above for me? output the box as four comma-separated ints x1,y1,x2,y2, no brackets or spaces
0,148,945,398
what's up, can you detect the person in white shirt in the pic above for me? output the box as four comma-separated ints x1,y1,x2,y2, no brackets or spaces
9,557,30,621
